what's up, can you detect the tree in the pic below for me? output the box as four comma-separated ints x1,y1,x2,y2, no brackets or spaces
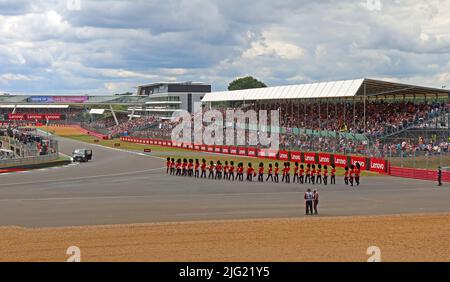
228,76,267,91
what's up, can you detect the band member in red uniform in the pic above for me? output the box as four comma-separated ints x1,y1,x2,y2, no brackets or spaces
266,163,274,182
237,163,244,181
311,164,316,185
344,166,349,185
200,159,207,179
223,161,229,180
170,158,176,175
299,164,305,184
313,190,319,215
176,159,182,176
246,163,255,182
281,162,287,183
229,161,235,181
293,162,299,183
355,163,361,186
188,159,194,177
305,164,311,184
331,164,336,185
166,157,171,174
208,161,215,179
258,163,264,182
349,165,355,186
182,159,188,176
323,165,328,186
285,162,291,184
274,163,280,183
316,164,322,185
194,159,200,178
214,161,222,180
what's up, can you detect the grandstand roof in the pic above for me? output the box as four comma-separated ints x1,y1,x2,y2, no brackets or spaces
202,78,450,102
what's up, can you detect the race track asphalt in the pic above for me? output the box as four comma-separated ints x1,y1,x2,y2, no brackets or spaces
0,137,449,228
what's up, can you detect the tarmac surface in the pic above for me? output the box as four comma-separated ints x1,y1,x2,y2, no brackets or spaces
0,137,449,228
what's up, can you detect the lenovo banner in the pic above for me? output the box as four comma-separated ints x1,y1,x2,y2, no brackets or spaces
370,158,387,173
278,151,289,161
304,152,316,164
222,146,229,154
351,156,367,170
258,149,267,158
230,147,238,155
334,155,348,168
318,153,331,166
290,151,302,162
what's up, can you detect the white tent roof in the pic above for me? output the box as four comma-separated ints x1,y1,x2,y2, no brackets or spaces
202,79,364,102
202,78,450,103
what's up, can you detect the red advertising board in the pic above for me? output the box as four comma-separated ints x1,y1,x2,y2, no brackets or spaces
247,148,256,157
290,151,302,162
207,146,214,152
200,145,207,151
230,147,238,155
44,114,63,120
222,146,229,154
7,114,26,120
238,147,247,156
351,156,367,170
370,158,387,173
304,152,316,164
215,146,222,153
267,149,278,160
334,155,347,168
27,114,44,120
258,149,267,158
278,150,289,161
318,153,331,166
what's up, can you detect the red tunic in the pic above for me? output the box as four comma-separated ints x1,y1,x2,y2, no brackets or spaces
331,168,336,176
299,169,304,176
259,167,264,174
229,166,235,173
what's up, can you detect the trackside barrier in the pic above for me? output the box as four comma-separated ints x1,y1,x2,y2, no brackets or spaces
390,167,450,183
120,137,393,175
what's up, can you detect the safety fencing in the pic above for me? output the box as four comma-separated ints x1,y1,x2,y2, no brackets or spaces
389,167,450,183
120,137,389,174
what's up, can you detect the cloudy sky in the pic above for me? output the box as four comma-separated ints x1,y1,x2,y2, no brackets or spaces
0,0,449,95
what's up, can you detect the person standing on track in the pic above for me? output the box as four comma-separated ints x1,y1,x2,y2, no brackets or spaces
166,157,171,174
323,165,328,186
305,188,314,215
313,190,319,215
200,159,207,179
299,164,305,184
349,165,355,186
194,159,200,178
223,161,229,181
229,161,235,181
208,161,215,179
237,163,244,181
176,159,182,176
247,163,255,182
438,166,443,187
311,165,316,185
215,161,223,180
266,163,274,182
316,164,322,185
188,159,194,177
182,159,188,176
305,164,311,184
258,163,264,182
344,166,349,185
355,163,361,186
293,162,299,183
274,162,280,183
331,164,336,185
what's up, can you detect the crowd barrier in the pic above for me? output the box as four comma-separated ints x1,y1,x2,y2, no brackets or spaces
120,137,389,174
390,167,450,183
